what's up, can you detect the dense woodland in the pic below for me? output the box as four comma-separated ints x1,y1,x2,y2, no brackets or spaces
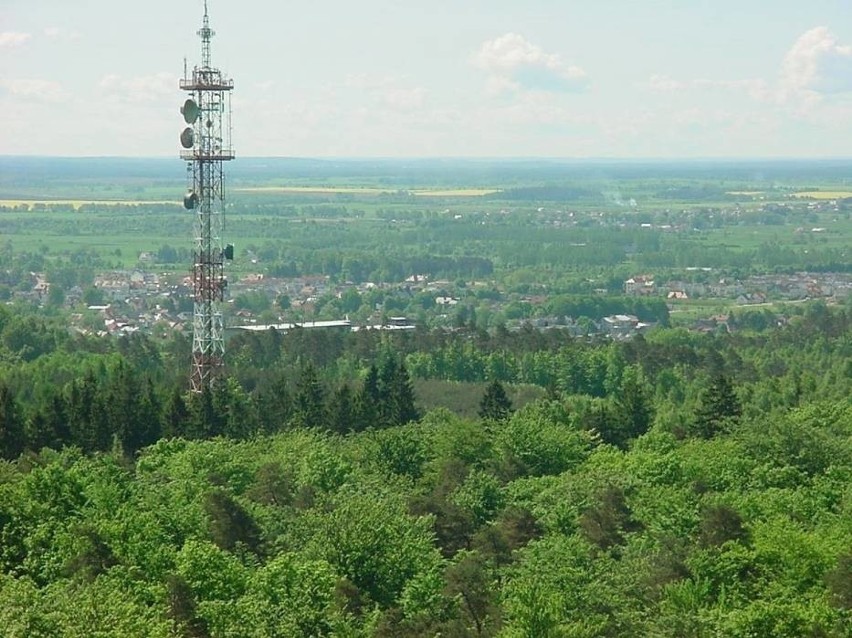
0,157,850,635
0,298,850,636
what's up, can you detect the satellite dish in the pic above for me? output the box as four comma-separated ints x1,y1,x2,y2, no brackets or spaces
183,191,198,210
181,98,199,124
180,127,194,149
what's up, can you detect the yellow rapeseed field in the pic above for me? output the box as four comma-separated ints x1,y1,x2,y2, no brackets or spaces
792,191,852,200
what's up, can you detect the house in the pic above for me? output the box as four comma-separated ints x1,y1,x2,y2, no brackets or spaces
624,275,655,296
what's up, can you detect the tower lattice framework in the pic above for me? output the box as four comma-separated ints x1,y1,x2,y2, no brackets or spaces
179,0,234,392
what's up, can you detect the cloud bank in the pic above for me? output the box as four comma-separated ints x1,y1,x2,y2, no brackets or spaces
781,26,852,96
472,33,589,93
0,32,32,48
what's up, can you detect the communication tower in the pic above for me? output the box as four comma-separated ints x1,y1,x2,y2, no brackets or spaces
179,0,234,392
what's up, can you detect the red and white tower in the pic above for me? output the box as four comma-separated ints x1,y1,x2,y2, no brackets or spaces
179,0,234,392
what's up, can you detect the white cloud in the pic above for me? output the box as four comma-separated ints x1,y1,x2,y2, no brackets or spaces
342,73,428,112
471,33,589,93
0,78,67,102
382,86,426,111
645,74,769,100
646,74,683,92
781,26,852,97
98,72,176,103
0,32,31,47
344,73,396,91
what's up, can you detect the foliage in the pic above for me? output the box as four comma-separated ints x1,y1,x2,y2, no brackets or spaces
0,301,849,636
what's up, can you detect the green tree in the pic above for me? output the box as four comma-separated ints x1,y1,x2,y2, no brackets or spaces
0,382,25,460
352,365,380,432
163,386,190,438
67,371,111,452
378,357,419,427
608,364,654,448
478,379,513,421
329,383,354,434
203,490,262,555
694,373,741,438
293,363,328,429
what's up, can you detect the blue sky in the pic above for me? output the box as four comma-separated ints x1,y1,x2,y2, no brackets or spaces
2,0,852,157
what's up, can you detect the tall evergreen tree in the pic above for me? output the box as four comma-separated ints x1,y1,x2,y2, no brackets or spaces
329,383,354,434
26,392,72,452
352,365,381,431
694,373,742,438
214,377,253,440
253,372,292,434
609,365,654,448
479,379,513,421
204,489,262,554
293,363,328,429
163,386,190,439
378,358,418,427
67,371,111,452
0,381,24,460
107,361,149,457
187,386,221,440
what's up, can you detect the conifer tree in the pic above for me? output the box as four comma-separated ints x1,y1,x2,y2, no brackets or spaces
67,371,111,452
329,383,354,434
378,357,418,427
253,372,292,434
479,379,513,421
293,363,328,429
352,365,381,431
204,489,262,554
188,386,220,440
26,393,72,452
609,365,654,447
694,373,742,438
0,381,24,460
163,386,190,439
107,361,148,457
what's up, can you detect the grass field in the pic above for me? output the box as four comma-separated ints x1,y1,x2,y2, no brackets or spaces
792,191,852,200
234,186,499,197
0,199,178,210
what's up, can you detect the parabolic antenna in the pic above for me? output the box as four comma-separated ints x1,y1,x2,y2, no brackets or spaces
181,98,200,124
184,191,198,210
180,127,194,149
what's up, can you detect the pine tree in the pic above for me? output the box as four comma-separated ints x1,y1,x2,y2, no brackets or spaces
163,386,190,438
478,379,513,421
204,489,262,553
67,371,111,452
694,373,742,438
0,381,25,460
609,365,654,448
352,365,381,431
329,383,354,434
107,361,147,457
389,360,419,426
188,386,221,440
293,363,328,429
377,358,418,427
214,377,253,440
253,372,292,434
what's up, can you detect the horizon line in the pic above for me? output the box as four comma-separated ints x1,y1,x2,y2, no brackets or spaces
2,154,852,162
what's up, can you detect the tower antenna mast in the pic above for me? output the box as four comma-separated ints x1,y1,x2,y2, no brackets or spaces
179,0,234,392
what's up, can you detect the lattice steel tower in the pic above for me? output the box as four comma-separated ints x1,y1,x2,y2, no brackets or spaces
179,0,234,392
